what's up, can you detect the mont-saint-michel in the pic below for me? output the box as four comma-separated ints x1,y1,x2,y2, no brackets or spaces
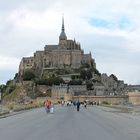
0,17,140,106
18,17,95,79
18,17,126,97
18,17,128,102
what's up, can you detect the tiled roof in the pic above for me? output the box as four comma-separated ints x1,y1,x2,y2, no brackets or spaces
45,45,58,50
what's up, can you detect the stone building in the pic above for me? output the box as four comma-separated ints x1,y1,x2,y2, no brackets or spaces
18,17,96,78
127,85,140,92
51,84,87,101
100,73,127,95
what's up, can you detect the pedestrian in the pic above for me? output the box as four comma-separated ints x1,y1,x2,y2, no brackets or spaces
61,100,64,106
50,103,54,113
76,101,80,111
84,101,87,108
44,99,49,113
48,100,51,112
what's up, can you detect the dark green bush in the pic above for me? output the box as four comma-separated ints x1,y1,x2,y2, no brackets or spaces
68,79,82,85
23,70,35,81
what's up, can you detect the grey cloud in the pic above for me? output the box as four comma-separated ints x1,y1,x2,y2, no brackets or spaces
0,69,17,84
0,0,49,11
0,0,140,84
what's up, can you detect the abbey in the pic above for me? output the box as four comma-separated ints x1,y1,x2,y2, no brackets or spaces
18,17,96,77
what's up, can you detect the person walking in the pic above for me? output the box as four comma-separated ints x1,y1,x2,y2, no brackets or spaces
44,100,52,113
76,101,80,111
84,101,87,108
50,102,54,113
44,100,49,113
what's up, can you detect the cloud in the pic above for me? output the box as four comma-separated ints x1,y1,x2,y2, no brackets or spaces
0,56,20,70
0,56,20,84
0,0,140,84
97,61,140,85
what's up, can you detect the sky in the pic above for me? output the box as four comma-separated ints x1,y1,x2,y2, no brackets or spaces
0,0,140,85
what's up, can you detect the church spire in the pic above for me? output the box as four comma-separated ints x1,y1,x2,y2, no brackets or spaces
62,15,65,32
59,15,67,40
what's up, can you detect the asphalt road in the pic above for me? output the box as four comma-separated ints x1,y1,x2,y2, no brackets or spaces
0,105,140,140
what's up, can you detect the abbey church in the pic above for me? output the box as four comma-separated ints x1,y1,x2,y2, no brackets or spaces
16,17,129,103
18,17,96,77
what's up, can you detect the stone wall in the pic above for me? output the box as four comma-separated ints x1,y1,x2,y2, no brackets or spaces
128,91,140,105
72,95,128,105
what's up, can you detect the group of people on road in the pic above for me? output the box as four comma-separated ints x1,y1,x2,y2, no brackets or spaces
61,100,87,112
44,99,99,113
63,100,99,111
44,99,54,114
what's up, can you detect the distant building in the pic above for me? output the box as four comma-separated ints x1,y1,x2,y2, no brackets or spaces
127,85,140,92
101,73,127,95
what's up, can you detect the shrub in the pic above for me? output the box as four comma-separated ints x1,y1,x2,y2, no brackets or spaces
35,77,64,86
68,79,82,85
86,80,93,90
23,70,35,81
8,85,16,93
102,101,109,105
7,103,14,110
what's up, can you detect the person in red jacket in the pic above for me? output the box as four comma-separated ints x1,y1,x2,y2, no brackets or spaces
44,100,51,113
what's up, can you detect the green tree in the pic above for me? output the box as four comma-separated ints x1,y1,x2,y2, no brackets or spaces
34,79,46,85
35,77,64,86
86,80,93,90
6,80,12,85
80,69,92,80
110,74,118,82
86,70,92,80
91,67,101,76
71,75,75,80
14,73,18,79
23,70,35,81
68,79,82,85
8,85,16,93
0,84,6,93
80,69,87,80
52,77,64,85
81,63,90,68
